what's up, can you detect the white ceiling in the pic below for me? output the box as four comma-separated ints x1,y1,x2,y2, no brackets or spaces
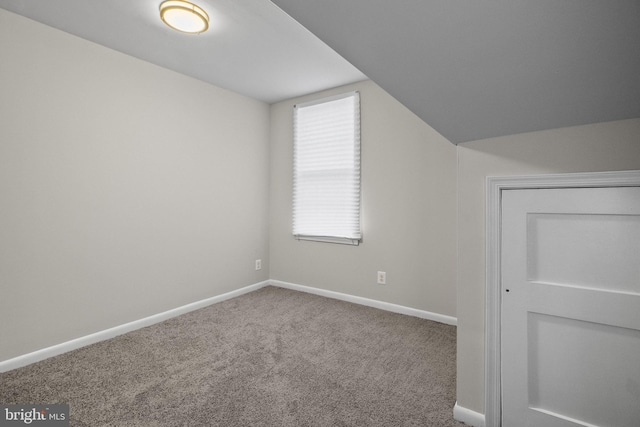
0,0,366,104
2,1,639,143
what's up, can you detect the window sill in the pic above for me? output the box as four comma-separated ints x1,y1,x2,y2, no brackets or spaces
294,235,361,246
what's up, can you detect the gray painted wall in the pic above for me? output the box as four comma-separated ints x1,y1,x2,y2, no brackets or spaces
269,80,458,317
0,9,270,361
456,118,640,413
4,7,640,421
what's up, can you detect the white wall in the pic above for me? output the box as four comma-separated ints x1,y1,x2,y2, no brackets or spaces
0,9,270,362
456,118,640,413
269,80,458,317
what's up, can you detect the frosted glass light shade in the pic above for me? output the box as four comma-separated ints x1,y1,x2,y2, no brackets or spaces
160,1,209,34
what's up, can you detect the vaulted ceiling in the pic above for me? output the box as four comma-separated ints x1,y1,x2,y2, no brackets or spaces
0,0,366,104
271,0,640,143
2,0,639,143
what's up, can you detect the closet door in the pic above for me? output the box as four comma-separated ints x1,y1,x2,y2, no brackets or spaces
501,187,640,427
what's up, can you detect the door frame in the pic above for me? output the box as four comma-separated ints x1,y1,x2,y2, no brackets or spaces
484,170,640,427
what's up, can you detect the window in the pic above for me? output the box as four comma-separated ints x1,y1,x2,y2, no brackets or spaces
293,91,361,245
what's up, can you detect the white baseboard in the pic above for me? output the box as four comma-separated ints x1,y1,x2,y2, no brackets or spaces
269,280,457,326
1,279,457,373
0,281,270,373
454,402,486,427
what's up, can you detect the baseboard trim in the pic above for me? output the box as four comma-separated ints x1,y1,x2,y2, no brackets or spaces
269,280,457,326
453,402,486,427
1,279,457,372
0,281,270,373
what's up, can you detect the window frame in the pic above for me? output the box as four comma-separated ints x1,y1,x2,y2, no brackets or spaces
292,91,362,245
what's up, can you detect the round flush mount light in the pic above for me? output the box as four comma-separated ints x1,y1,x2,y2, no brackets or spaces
160,0,209,34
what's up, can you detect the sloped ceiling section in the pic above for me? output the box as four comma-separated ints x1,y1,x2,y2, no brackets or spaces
271,0,640,144
0,0,366,104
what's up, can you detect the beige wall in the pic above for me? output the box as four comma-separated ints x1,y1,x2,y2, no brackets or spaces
269,80,458,316
456,118,640,413
0,10,270,361
4,8,640,418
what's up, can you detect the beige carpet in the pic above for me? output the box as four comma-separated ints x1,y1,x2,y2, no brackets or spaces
1,286,464,426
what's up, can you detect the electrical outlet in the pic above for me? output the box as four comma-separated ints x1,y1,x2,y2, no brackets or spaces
377,271,386,285
255,259,262,270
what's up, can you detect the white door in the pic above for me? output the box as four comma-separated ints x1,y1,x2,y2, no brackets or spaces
501,186,640,427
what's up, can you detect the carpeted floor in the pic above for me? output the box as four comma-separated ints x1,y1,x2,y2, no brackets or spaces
0,286,464,426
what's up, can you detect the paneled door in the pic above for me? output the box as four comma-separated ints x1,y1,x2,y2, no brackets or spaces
501,186,640,427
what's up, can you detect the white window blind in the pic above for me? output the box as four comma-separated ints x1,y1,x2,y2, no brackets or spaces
293,91,361,245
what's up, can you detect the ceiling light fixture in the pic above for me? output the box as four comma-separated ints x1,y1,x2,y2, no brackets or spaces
160,0,209,34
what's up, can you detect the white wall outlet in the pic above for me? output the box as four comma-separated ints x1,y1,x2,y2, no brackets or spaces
377,271,386,285
255,259,262,270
